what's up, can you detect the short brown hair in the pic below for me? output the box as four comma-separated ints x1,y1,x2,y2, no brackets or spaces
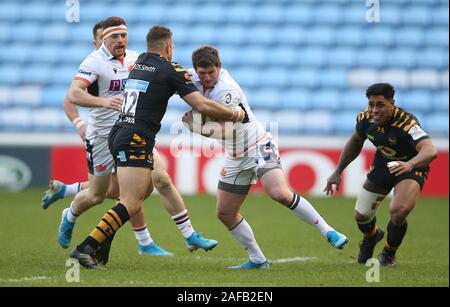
102,16,126,30
146,25,172,51
192,45,221,69
92,20,104,40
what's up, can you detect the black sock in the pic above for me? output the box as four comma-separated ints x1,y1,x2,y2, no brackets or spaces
385,220,408,254
357,217,377,238
77,203,130,252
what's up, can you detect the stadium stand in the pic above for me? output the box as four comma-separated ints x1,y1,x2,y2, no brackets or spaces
0,0,447,136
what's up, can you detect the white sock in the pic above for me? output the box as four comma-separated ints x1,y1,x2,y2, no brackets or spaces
66,202,79,223
230,218,266,264
133,225,154,247
171,210,195,238
64,182,82,197
289,194,334,236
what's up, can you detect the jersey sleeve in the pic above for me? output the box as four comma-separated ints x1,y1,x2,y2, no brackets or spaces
355,110,369,139
216,88,242,108
401,116,430,147
167,62,198,98
74,54,99,85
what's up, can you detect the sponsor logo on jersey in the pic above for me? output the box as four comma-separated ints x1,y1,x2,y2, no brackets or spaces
109,79,128,91
408,124,427,141
77,69,92,76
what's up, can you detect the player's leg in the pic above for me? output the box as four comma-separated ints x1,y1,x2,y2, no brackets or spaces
152,150,217,251
217,165,270,269
107,171,173,256
41,180,87,209
70,166,151,269
57,173,110,249
259,167,348,249
379,179,421,266
354,179,389,264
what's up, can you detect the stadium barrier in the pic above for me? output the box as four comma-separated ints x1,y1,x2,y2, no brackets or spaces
1,134,447,196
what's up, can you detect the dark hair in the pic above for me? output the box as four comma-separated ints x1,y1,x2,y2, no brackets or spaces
192,45,221,69
366,83,395,99
92,20,104,40
146,25,172,51
102,16,126,30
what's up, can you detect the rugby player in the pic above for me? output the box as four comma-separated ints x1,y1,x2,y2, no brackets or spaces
324,83,437,266
182,45,349,269
69,26,247,269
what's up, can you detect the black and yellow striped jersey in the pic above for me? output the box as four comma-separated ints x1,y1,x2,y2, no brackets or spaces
355,107,430,162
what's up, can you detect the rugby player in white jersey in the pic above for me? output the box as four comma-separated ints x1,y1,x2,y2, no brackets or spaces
182,46,349,269
44,18,217,263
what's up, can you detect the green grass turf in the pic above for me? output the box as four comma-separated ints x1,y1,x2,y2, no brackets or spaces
0,189,448,287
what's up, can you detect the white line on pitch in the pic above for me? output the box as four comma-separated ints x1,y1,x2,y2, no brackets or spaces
272,257,318,263
0,276,50,283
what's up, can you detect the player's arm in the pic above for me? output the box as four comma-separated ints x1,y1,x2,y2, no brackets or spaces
182,110,234,140
182,91,245,122
324,132,365,195
63,96,86,141
389,138,438,176
67,79,122,111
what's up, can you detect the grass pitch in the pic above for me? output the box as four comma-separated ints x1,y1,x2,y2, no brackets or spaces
0,189,448,287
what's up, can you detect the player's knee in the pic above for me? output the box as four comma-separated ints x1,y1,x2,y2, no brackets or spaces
106,188,119,200
268,188,291,206
153,171,173,194
390,205,414,223
354,210,372,223
144,183,154,199
216,207,234,223
90,193,106,206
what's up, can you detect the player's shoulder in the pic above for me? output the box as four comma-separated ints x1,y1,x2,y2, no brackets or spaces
391,107,421,132
356,108,372,124
216,69,240,94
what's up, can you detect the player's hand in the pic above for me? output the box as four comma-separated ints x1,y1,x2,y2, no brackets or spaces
102,96,123,111
388,161,414,176
78,123,86,142
231,106,246,122
324,171,341,196
182,110,194,131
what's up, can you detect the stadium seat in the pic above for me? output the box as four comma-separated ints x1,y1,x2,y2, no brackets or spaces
283,4,313,24
348,69,378,88
0,3,20,21
246,26,278,45
289,68,320,88
431,90,449,112
0,108,32,131
215,26,247,45
20,65,51,85
232,68,261,89
246,89,281,110
300,111,333,134
224,4,254,24
343,5,367,24
379,5,401,25
280,89,311,111
42,86,67,107
398,90,432,113
416,48,448,69
357,48,387,69
274,26,303,45
11,22,40,43
423,28,449,47
431,5,450,25
386,48,416,69
135,3,167,24
379,69,409,89
333,111,357,134
422,113,449,136
313,5,342,25
409,70,441,89
19,3,51,21
0,65,21,86
258,68,289,88
318,69,348,88
327,48,356,67
365,27,394,46
297,47,326,67
253,5,284,24
335,27,364,46
395,28,424,47
2,44,29,64
11,86,42,107
304,27,334,46
274,111,302,134
310,89,340,110
341,90,367,111
31,108,66,131
402,6,431,25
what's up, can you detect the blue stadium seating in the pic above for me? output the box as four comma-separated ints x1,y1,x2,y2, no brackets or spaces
0,0,447,136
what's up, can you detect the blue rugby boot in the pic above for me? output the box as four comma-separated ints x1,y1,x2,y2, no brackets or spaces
228,259,271,270
327,230,349,249
138,242,174,257
42,180,66,209
185,232,218,252
57,208,75,249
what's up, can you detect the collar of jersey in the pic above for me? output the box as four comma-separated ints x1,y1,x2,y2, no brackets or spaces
99,43,126,61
